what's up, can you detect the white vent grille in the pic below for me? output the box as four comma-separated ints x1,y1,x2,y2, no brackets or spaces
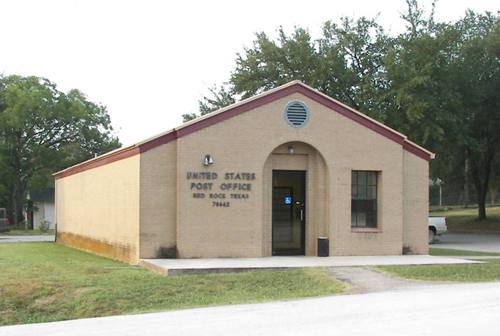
284,101,309,128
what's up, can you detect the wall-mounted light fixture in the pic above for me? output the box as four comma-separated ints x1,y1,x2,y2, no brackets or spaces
203,154,214,166
288,145,294,155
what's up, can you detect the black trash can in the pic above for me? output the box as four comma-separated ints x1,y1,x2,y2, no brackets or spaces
317,237,329,257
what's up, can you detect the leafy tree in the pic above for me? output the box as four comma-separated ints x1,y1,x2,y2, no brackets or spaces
187,18,391,122
384,0,463,193
183,85,236,122
230,27,321,98
0,75,120,225
452,12,500,219
318,17,393,120
386,4,500,219
231,20,391,120
384,1,454,147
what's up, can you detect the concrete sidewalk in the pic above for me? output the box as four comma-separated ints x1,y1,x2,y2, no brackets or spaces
2,282,500,336
0,235,55,243
140,255,478,275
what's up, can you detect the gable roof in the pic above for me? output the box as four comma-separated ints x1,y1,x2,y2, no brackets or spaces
54,80,434,179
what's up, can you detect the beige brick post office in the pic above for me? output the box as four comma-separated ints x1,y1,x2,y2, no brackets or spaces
54,81,434,264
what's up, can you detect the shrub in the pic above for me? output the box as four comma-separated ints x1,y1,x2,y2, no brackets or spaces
39,219,51,232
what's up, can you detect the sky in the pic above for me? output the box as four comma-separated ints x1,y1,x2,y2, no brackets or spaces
0,0,498,146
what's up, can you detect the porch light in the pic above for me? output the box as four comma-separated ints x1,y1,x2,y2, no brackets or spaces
203,154,214,166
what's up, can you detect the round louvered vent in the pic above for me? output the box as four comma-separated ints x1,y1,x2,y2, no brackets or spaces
284,101,309,128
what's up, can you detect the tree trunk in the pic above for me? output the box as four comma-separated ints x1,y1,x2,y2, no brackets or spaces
469,148,494,221
11,190,19,226
464,155,470,208
11,179,25,227
478,191,487,220
10,132,26,227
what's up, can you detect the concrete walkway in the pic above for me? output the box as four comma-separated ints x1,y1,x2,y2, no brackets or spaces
0,235,55,243
434,233,500,253
3,282,500,336
329,267,438,293
140,255,478,275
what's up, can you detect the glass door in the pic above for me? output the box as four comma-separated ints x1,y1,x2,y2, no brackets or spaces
272,170,306,255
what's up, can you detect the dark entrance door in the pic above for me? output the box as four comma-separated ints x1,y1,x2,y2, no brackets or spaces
272,170,306,255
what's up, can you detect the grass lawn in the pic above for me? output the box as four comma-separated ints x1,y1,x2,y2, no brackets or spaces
377,260,500,283
1,229,55,236
430,205,500,233
429,247,500,256
379,247,500,282
0,243,344,326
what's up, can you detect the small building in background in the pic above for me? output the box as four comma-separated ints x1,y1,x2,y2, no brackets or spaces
30,188,55,230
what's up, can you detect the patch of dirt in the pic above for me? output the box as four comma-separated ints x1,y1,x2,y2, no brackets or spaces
34,295,58,306
74,287,95,296
32,286,95,309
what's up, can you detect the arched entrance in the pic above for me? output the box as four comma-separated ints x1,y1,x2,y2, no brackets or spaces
262,141,329,256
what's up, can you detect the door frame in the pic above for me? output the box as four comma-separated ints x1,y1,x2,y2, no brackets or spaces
271,170,306,256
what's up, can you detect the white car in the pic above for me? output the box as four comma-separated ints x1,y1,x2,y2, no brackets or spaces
428,217,447,243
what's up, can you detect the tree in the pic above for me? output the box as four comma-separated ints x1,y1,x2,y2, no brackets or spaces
386,4,500,219
230,20,392,121
452,12,500,219
318,17,393,120
490,152,500,206
0,75,120,226
183,85,236,122
230,27,321,98
187,18,392,123
384,1,465,206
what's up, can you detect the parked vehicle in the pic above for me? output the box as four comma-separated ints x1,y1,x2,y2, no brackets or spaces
0,208,10,233
428,217,447,243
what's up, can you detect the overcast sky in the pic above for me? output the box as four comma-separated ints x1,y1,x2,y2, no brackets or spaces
1,0,498,145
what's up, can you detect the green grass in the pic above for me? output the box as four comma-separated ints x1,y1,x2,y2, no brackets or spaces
429,247,500,256
1,229,55,236
378,246,500,282
0,243,344,326
430,206,500,233
377,259,500,282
